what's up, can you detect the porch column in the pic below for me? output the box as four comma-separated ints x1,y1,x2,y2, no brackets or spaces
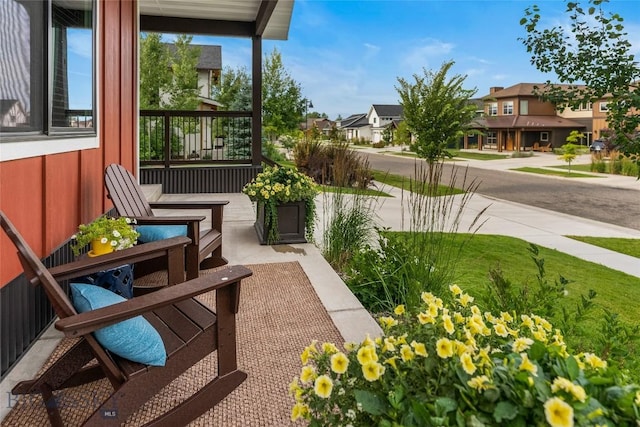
252,35,262,166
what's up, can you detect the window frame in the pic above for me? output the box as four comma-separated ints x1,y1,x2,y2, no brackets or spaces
519,100,528,115
502,101,514,115
488,103,498,116
599,102,609,112
540,132,549,142
0,0,99,162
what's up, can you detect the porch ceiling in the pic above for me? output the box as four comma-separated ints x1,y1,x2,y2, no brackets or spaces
139,0,294,40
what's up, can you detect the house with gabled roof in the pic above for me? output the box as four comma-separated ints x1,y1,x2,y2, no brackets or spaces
368,104,403,143
0,99,27,128
468,83,589,151
338,113,371,141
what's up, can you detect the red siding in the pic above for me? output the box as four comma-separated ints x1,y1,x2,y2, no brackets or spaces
0,0,138,286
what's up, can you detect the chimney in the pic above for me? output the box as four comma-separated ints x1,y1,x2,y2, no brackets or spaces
489,87,504,94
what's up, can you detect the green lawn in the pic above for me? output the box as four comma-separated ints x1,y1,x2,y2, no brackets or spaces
565,235,640,258
449,150,510,161
372,170,464,196
511,166,603,178
453,234,640,326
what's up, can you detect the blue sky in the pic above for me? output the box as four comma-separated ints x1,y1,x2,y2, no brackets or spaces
67,0,640,118
185,0,640,120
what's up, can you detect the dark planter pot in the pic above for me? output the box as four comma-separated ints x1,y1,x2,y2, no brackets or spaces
255,201,307,245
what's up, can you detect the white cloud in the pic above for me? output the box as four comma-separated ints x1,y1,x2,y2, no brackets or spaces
403,38,455,71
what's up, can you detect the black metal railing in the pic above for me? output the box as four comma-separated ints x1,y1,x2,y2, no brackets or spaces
139,110,253,167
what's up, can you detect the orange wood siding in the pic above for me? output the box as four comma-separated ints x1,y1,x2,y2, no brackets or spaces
528,98,556,115
0,0,138,286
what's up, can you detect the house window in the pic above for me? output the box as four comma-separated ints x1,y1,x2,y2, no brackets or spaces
540,132,549,142
520,100,528,115
487,131,497,145
488,103,497,116
599,102,609,112
502,101,514,115
0,0,96,138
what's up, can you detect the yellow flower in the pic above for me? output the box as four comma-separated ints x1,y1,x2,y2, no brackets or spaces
453,312,465,324
583,353,607,369
411,341,428,357
442,314,455,334
379,316,398,329
385,356,398,369
330,352,349,374
421,291,436,304
467,375,492,391
394,304,405,315
449,284,462,296
519,353,538,376
313,375,333,399
361,334,376,347
533,328,548,342
544,397,574,427
300,365,316,383
382,338,396,353
635,391,640,406
322,342,338,354
418,311,435,325
344,342,357,352
357,345,378,365
458,293,474,307
436,338,454,358
362,361,385,381
460,352,477,375
428,302,439,317
289,377,300,395
493,322,509,337
512,337,534,353
290,402,309,421
400,345,414,362
521,314,534,329
500,311,514,323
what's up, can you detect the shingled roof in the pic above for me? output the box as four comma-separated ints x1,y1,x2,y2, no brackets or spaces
372,104,403,117
165,44,222,70
482,83,588,99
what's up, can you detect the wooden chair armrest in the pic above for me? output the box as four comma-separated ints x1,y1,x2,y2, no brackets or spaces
148,201,229,209
55,265,252,337
50,236,191,282
131,216,206,225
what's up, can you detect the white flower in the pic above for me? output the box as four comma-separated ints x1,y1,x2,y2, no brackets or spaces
112,230,121,238
100,237,108,244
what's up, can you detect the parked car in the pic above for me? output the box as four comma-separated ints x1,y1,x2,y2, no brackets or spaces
589,140,607,153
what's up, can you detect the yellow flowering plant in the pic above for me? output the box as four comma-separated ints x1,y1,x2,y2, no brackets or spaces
291,285,640,426
71,215,139,256
242,165,319,244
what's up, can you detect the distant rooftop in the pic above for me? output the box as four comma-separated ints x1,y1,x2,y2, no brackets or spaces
165,44,222,70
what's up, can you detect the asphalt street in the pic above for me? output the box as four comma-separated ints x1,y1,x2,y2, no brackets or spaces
362,151,640,231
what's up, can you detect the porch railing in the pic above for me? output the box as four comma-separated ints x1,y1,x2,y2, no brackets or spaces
139,110,253,167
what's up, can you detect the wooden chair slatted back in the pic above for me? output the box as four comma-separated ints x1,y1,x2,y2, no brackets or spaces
105,164,154,217
1,210,126,385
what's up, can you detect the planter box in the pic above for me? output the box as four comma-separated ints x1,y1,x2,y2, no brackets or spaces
254,201,307,245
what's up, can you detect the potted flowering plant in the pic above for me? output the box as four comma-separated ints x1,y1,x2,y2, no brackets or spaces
291,285,640,426
71,215,139,257
242,165,319,245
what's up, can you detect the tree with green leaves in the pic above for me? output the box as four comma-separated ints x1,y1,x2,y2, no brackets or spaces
520,0,640,168
394,120,411,149
262,48,304,141
166,35,200,110
560,142,578,175
395,61,477,177
139,33,172,110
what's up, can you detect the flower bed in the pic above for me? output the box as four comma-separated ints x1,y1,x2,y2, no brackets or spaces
291,285,640,426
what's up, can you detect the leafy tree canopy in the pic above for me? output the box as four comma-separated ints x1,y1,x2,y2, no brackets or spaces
395,61,477,164
212,66,252,111
139,33,171,109
520,0,640,162
262,48,304,141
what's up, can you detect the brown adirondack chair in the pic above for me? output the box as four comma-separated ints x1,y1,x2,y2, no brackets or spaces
1,210,251,426
105,163,229,281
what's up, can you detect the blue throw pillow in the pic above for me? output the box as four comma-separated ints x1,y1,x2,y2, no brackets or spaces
136,225,188,243
70,283,166,366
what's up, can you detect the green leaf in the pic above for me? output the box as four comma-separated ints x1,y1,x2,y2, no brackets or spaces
588,7,595,15
528,341,547,360
355,389,388,416
566,356,580,381
435,397,458,414
410,400,431,425
493,401,518,422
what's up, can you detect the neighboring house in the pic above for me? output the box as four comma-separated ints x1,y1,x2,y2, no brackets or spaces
163,43,222,109
0,0,294,380
300,117,334,138
368,104,403,143
338,113,371,141
0,99,27,128
468,83,588,151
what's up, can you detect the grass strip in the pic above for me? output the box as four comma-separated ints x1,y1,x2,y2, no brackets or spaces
511,167,602,178
565,235,640,258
